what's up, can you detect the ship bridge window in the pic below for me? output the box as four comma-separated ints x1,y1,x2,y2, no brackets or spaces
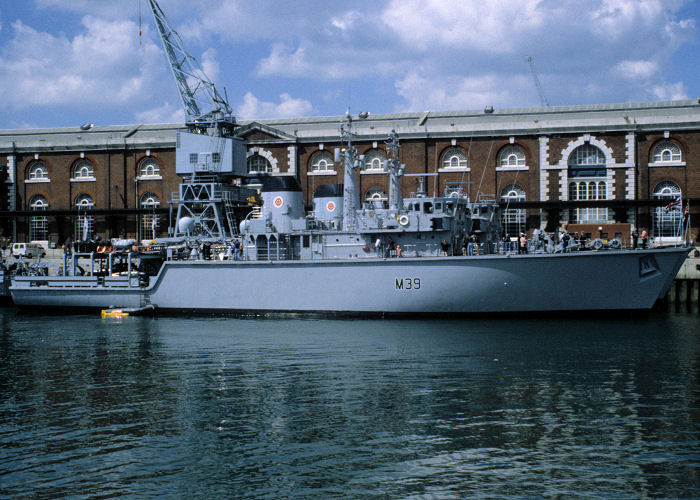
423,202,433,213
435,202,443,212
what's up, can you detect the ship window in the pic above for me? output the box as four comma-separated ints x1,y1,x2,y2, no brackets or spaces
310,151,334,172
189,153,198,164
303,235,310,248
423,202,433,213
652,141,682,163
72,160,94,180
27,161,49,181
74,194,95,241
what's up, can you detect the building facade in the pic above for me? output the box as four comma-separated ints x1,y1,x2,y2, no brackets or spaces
2,100,699,248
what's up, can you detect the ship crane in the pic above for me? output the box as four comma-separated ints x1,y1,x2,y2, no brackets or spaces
148,0,235,135
146,0,251,240
526,56,549,107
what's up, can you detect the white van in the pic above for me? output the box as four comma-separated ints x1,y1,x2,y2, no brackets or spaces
12,243,45,259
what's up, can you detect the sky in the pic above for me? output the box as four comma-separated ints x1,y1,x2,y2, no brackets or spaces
0,0,698,130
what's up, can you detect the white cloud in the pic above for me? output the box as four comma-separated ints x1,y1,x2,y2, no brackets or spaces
256,44,312,78
395,71,512,111
651,82,688,101
0,17,167,112
614,60,659,80
236,92,313,120
135,102,185,124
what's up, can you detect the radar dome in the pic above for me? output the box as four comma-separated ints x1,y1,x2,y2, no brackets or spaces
178,216,195,235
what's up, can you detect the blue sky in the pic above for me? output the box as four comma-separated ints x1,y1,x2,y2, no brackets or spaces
0,0,697,129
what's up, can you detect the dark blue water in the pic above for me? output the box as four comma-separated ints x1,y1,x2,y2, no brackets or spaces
0,309,698,498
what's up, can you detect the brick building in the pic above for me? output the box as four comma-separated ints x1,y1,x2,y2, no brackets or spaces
2,99,699,248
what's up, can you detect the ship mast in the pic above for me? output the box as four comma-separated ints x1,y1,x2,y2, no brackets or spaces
339,111,361,232
385,130,404,211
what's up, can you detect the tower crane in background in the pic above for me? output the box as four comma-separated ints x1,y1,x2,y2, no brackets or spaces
146,0,251,240
526,56,549,107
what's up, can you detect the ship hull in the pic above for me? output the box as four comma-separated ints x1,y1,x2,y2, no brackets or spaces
10,248,690,315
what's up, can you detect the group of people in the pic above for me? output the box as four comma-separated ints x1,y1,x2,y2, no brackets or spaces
375,237,402,258
631,228,648,249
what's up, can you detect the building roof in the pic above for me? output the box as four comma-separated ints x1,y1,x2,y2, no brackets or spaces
2,100,699,154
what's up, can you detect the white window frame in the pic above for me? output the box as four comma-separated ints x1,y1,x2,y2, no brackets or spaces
27,162,49,183
308,151,335,176
496,146,528,171
649,141,685,167
247,154,272,174
140,192,160,241
362,150,386,173
71,160,96,182
138,157,161,179
29,195,49,241
438,148,469,172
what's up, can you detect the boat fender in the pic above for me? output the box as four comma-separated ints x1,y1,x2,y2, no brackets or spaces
398,215,410,226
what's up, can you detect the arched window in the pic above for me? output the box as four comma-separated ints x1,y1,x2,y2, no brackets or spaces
74,194,95,241
72,160,94,180
29,195,49,241
653,181,682,238
441,148,467,169
140,192,160,240
27,161,49,181
568,145,607,223
363,150,386,171
247,154,272,174
499,146,526,168
139,157,160,177
652,141,682,163
568,144,606,178
500,184,525,236
309,151,334,172
364,186,388,209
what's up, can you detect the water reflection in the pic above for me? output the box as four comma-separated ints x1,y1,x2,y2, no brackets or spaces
0,311,698,498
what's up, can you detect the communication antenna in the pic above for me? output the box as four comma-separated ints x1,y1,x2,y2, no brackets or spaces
526,56,549,107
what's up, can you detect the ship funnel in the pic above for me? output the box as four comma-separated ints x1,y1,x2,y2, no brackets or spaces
313,184,343,222
259,176,304,233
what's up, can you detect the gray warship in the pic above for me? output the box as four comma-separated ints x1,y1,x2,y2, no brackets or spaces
8,0,692,315
9,122,691,315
